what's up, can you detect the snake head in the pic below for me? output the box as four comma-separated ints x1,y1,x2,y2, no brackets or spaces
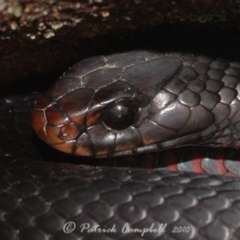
31,71,150,157
32,51,232,158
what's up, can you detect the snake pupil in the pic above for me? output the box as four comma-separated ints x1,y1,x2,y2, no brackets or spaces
103,98,139,130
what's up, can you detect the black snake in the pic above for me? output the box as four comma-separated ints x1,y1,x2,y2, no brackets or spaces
32,51,240,175
2,51,240,239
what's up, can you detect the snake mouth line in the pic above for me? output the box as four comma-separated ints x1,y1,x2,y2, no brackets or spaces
95,132,204,158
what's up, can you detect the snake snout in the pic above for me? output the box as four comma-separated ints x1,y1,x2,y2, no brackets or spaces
31,95,85,154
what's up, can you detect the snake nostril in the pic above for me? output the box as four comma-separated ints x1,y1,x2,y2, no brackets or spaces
58,123,82,141
59,127,69,141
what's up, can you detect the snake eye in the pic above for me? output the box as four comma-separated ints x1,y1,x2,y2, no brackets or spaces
103,98,139,130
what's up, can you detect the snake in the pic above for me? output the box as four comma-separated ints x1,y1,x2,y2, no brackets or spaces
32,50,240,173
3,51,240,239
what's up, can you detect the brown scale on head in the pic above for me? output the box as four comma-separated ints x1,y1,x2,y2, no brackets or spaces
31,51,239,158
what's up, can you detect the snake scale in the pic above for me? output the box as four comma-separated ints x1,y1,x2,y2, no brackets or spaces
2,51,240,239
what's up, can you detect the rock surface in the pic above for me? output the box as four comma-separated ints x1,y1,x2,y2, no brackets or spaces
1,0,240,93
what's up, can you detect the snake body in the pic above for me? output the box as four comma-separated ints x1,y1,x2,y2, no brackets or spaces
32,51,240,161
